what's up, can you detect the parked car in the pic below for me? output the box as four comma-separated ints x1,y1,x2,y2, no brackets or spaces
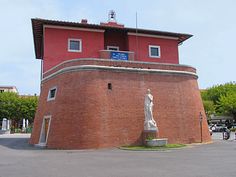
211,124,224,132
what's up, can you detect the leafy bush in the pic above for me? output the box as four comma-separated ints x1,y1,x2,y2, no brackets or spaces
146,135,155,141
230,128,236,132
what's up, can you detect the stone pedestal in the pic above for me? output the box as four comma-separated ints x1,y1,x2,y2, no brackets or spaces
142,130,158,145
146,138,168,147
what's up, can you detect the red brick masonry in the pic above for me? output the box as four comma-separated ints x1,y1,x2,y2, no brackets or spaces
30,59,211,149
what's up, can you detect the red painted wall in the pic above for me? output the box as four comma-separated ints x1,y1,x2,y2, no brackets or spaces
128,35,179,64
43,27,104,72
43,27,180,72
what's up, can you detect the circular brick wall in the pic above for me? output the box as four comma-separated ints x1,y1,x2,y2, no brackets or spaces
30,60,211,149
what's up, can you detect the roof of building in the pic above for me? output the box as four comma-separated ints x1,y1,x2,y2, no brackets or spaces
0,86,17,90
0,86,18,93
32,18,193,59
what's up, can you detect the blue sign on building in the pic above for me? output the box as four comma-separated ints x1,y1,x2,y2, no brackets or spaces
110,51,128,61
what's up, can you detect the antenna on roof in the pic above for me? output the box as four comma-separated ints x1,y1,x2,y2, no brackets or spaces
108,10,116,22
135,12,139,60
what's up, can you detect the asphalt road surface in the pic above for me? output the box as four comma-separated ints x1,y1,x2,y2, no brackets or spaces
0,133,236,177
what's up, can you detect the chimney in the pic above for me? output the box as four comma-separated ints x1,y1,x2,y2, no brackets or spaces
81,19,88,24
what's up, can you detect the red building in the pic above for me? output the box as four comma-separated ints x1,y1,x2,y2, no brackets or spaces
30,13,211,149
32,14,191,72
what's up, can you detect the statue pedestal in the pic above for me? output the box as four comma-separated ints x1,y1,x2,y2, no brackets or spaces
142,130,158,145
146,138,168,147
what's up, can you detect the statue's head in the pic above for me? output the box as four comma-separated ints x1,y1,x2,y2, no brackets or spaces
147,89,151,94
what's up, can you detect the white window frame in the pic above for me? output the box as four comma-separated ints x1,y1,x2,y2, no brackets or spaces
47,86,57,101
149,45,161,58
68,38,82,52
107,46,119,51
39,115,52,145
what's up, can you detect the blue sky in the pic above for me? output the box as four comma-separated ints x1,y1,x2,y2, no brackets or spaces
0,0,235,95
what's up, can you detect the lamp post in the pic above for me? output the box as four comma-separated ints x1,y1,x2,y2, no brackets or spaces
199,112,203,143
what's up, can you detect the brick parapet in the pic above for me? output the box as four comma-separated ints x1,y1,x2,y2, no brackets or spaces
43,58,196,78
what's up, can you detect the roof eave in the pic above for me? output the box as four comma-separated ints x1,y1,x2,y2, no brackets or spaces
32,18,43,59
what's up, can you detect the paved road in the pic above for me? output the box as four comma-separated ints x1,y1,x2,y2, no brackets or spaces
0,134,236,177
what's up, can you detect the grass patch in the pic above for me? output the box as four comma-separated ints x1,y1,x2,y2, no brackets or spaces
119,144,186,151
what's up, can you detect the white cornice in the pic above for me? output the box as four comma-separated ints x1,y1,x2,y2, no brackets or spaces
127,32,178,40
44,25,105,33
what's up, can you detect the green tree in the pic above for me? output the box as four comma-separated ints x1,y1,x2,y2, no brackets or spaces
0,92,19,120
200,89,209,101
206,82,236,104
0,92,38,125
218,92,236,121
201,82,236,121
202,100,215,119
19,96,38,123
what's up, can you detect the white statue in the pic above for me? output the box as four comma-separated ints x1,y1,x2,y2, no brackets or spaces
1,118,8,131
144,89,157,131
26,119,29,128
22,118,26,131
6,119,10,130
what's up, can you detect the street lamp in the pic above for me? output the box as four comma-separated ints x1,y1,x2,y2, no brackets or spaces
199,112,203,143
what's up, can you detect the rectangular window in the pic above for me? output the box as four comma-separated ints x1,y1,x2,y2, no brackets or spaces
107,46,119,51
68,39,82,52
47,87,57,101
108,83,112,90
149,45,161,58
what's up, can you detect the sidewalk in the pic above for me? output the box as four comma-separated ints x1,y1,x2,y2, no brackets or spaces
0,133,31,138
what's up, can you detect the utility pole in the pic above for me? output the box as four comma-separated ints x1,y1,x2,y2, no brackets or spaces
199,112,203,143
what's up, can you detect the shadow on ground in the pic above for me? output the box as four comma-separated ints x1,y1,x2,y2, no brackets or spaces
0,134,40,150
